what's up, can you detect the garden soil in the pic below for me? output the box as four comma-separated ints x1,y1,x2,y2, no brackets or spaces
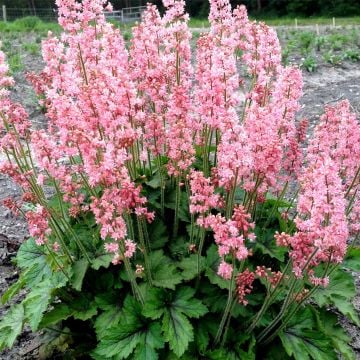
0,37,360,359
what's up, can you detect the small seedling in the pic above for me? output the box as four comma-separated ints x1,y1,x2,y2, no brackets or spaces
323,51,342,65
301,55,318,72
343,49,360,62
22,42,40,56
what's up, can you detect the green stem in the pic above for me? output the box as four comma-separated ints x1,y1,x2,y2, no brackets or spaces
59,217,92,264
221,297,237,347
345,166,360,198
157,155,165,217
247,259,291,333
226,170,239,219
44,243,71,281
264,258,332,344
197,228,206,278
141,218,151,252
137,218,153,286
123,256,144,305
214,258,236,346
257,275,297,343
48,218,73,264
173,176,181,238
257,248,319,343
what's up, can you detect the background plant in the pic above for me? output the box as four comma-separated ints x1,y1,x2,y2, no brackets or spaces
0,0,359,359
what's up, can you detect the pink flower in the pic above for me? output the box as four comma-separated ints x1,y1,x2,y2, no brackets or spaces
290,156,348,277
26,205,52,245
236,269,255,305
124,239,136,258
189,170,220,214
274,231,291,247
218,261,233,280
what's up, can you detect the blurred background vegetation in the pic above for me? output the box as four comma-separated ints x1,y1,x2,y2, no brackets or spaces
1,0,360,18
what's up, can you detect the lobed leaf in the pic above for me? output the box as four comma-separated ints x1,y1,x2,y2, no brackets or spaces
312,268,360,326
23,280,53,331
279,308,337,360
71,258,89,291
0,304,25,351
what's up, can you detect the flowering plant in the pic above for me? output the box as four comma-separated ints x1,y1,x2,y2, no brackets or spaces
0,0,360,358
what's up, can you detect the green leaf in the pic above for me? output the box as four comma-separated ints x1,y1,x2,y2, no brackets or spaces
143,287,207,357
172,287,208,318
236,335,256,360
94,305,123,337
73,303,98,321
47,193,70,217
143,288,167,320
150,250,182,289
164,190,190,222
133,322,164,360
264,198,291,209
16,237,51,287
205,245,229,290
200,282,227,313
196,321,210,353
317,310,355,360
70,294,98,321
0,304,24,351
39,303,74,329
94,323,143,359
178,254,205,281
208,348,243,360
23,281,52,331
178,192,190,223
146,174,161,189
95,291,120,310
342,246,360,272
71,258,89,291
17,237,46,269
148,219,169,250
48,270,68,288
162,310,193,357
1,275,25,305
169,235,191,260
38,325,73,359
279,307,337,360
312,268,360,326
254,228,287,261
94,296,164,359
91,253,112,270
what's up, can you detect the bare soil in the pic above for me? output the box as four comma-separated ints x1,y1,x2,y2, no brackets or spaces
0,34,359,359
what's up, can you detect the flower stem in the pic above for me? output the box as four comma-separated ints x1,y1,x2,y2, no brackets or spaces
214,258,235,346
136,218,153,286
246,259,291,333
257,275,297,343
123,256,144,305
257,248,318,343
157,155,165,217
197,227,205,278
173,176,181,238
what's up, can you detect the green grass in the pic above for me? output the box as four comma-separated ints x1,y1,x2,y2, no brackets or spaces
0,17,60,34
7,53,23,73
257,16,360,26
188,18,210,28
22,42,40,55
188,16,360,28
1,16,360,34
